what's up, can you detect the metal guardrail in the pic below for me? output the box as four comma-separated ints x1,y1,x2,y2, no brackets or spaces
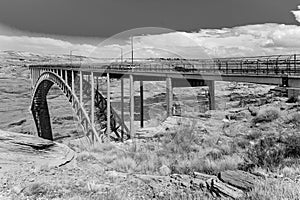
29,54,300,76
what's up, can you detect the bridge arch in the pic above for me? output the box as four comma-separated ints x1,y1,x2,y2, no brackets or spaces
30,71,99,142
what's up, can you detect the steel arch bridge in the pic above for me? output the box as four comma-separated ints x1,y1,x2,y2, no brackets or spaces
29,53,300,143
30,70,129,143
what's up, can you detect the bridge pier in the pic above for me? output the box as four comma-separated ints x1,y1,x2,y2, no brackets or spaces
91,72,95,142
79,71,83,105
107,73,111,138
166,77,173,117
140,81,144,128
129,74,135,138
121,78,124,139
65,70,68,86
207,80,215,110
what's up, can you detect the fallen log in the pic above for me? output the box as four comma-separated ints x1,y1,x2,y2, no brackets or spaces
193,172,217,181
218,170,258,191
207,178,244,199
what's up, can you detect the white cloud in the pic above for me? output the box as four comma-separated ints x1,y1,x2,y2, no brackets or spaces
0,35,96,56
2,7,300,59
291,5,300,23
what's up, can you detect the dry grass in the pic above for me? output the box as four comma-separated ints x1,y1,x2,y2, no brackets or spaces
76,122,243,176
245,179,300,200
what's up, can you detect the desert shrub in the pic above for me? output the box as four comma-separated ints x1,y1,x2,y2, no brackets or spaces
245,130,263,140
246,136,285,169
187,154,243,175
236,138,250,149
284,134,300,158
90,142,116,153
111,157,137,173
285,112,300,127
23,182,64,199
76,151,97,162
252,107,280,124
159,126,200,158
206,148,223,160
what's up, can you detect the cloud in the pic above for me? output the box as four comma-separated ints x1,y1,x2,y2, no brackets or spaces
2,7,300,59
0,35,96,56
291,5,300,23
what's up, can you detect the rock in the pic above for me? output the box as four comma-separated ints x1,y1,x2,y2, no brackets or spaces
159,165,171,176
0,130,75,174
12,185,24,194
218,170,259,191
248,107,257,116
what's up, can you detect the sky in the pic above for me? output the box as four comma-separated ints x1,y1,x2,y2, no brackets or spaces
0,0,300,58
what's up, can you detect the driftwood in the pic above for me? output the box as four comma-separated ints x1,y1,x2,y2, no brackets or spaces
193,172,217,181
133,170,260,199
218,170,258,191
207,178,244,199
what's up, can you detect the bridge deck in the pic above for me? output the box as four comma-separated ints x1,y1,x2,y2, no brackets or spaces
29,54,300,87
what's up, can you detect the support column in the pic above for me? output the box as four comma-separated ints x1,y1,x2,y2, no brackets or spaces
107,73,111,137
71,70,75,93
129,74,135,138
65,70,68,85
140,80,144,128
166,77,173,117
208,80,215,110
30,69,33,88
71,70,75,107
121,78,124,138
91,72,95,142
79,71,83,105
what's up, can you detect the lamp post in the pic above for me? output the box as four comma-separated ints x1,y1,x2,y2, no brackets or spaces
115,47,123,63
70,50,78,65
131,36,134,65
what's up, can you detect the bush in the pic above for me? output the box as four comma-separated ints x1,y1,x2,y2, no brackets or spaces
76,151,97,162
252,107,280,124
246,136,285,169
284,134,300,158
285,112,300,127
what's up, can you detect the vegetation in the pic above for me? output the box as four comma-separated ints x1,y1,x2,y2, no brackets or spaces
252,107,280,124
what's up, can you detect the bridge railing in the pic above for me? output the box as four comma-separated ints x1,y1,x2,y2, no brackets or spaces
29,54,300,76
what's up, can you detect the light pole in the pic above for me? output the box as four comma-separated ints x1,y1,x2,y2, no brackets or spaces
115,47,123,63
70,50,78,65
131,35,134,65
